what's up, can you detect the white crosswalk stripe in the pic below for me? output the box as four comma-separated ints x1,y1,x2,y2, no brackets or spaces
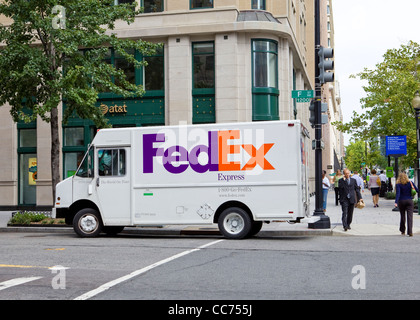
0,277,42,291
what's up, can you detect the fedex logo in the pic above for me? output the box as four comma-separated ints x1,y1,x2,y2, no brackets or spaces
143,130,275,174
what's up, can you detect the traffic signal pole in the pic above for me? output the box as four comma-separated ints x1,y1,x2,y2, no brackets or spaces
308,0,331,229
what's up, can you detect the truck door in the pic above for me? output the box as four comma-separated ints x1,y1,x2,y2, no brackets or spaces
96,147,131,225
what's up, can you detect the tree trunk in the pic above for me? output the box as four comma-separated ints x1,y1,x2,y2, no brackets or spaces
50,106,60,203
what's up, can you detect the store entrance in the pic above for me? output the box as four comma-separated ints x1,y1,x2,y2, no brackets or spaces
19,153,37,205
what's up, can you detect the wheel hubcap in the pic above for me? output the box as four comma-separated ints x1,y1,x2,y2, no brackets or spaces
224,213,244,234
80,215,98,233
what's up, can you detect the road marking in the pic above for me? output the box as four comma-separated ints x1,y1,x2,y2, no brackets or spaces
0,264,49,269
0,277,42,291
74,239,224,300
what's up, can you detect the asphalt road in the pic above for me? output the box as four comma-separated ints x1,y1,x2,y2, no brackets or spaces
1,231,420,303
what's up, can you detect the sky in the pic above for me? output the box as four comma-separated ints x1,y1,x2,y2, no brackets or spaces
332,0,420,145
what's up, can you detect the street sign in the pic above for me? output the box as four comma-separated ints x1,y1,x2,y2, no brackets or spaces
292,90,314,99
386,135,407,157
296,97,311,103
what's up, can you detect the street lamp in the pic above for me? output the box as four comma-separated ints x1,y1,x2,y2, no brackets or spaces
414,91,420,109
413,91,420,195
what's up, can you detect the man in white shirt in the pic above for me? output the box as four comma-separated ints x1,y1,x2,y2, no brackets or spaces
379,170,387,197
353,171,364,192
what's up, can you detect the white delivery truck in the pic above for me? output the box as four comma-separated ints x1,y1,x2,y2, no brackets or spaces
53,120,312,239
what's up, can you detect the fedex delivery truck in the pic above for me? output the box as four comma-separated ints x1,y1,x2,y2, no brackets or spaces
53,120,312,239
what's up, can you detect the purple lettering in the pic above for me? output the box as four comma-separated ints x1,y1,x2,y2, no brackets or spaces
143,131,220,174
143,133,165,173
189,132,219,173
163,146,189,174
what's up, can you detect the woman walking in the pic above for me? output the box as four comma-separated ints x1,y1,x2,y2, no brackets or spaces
394,172,418,237
322,170,330,212
368,169,380,207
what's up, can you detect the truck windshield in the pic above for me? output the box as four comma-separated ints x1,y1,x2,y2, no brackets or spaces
76,146,94,178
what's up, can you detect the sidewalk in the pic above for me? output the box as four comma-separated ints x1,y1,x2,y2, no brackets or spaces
322,188,420,236
0,191,419,237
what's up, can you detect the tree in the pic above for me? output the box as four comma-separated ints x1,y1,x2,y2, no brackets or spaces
0,0,160,202
344,139,387,173
334,41,420,169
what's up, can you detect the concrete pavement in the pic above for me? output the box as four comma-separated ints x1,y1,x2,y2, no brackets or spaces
1,190,419,237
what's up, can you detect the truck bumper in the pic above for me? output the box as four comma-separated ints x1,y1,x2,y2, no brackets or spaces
52,208,69,219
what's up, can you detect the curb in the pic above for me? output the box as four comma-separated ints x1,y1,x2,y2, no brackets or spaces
0,225,333,237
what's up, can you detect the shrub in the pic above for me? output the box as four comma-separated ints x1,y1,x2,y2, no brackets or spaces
385,192,396,199
8,212,48,225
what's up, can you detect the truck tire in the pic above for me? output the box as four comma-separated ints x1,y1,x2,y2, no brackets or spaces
103,226,125,236
73,208,103,238
218,207,252,239
249,221,263,237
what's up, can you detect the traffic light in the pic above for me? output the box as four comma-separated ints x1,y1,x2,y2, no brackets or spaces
309,99,316,128
318,46,334,84
321,102,328,124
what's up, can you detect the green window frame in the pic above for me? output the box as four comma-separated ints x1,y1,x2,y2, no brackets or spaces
97,46,164,100
141,0,164,13
190,0,213,9
17,125,37,206
192,41,215,124
143,47,164,93
252,39,279,121
114,0,136,5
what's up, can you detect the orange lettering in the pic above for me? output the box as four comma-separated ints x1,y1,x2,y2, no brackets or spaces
218,130,241,171
241,144,275,170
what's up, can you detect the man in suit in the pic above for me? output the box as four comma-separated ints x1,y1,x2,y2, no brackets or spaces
338,169,363,231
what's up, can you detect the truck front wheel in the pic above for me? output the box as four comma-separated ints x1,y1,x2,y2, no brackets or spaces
73,208,103,238
218,207,252,239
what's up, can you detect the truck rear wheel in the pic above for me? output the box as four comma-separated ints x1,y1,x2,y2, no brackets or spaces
218,207,252,239
73,208,103,238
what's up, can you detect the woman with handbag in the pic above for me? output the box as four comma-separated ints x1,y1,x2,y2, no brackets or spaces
394,172,418,237
368,169,381,207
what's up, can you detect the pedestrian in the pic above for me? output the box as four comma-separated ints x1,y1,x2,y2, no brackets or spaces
333,169,343,206
353,171,364,193
322,170,330,212
368,169,380,207
379,170,387,197
338,168,362,231
394,172,418,237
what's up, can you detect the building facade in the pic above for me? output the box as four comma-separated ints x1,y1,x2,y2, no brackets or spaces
320,0,344,176
0,0,338,210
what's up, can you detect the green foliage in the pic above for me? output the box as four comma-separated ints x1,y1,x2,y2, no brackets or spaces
0,0,160,128
334,41,420,169
9,212,48,225
0,0,161,199
385,192,396,200
344,139,387,172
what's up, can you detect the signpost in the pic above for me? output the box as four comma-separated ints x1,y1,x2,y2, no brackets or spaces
386,136,407,191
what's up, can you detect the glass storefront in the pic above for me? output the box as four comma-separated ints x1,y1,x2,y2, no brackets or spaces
18,128,37,205
62,126,96,179
62,46,165,178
